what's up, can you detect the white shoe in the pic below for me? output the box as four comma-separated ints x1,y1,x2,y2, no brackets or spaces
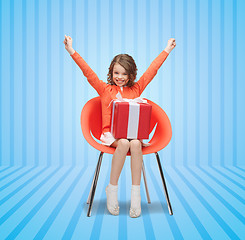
129,207,141,218
130,185,141,218
105,185,119,215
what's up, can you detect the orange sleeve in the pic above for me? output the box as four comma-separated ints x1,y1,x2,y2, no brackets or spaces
136,50,169,95
71,51,106,95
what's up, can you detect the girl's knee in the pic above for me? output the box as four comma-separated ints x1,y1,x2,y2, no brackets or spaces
118,139,130,150
130,140,142,152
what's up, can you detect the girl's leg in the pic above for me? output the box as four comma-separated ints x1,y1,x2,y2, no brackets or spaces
130,140,143,185
129,139,143,218
106,139,130,215
110,139,130,185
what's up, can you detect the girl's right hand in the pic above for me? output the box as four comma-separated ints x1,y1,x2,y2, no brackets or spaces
64,35,75,55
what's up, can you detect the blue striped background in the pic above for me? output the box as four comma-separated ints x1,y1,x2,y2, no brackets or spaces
1,0,244,167
0,1,245,239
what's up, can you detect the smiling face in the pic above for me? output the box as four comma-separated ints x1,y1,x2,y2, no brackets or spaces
112,63,129,87
107,54,137,87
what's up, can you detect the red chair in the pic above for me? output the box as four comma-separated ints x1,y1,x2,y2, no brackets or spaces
81,97,173,217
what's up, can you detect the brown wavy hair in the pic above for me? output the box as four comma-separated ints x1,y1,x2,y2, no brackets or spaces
107,54,137,87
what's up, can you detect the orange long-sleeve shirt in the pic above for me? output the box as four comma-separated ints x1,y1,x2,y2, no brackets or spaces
71,50,169,133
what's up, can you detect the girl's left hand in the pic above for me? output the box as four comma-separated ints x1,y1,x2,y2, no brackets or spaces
165,38,176,53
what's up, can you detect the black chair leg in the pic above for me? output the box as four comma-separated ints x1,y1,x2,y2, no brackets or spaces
87,152,103,204
87,152,104,217
155,152,173,215
87,163,98,204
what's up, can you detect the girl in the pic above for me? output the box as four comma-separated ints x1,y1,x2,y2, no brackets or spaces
64,36,176,217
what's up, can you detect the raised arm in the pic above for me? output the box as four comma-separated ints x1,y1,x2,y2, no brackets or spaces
137,38,176,95
64,35,106,95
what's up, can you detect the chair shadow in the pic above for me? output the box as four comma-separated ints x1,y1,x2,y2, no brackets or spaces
142,201,169,215
84,199,169,216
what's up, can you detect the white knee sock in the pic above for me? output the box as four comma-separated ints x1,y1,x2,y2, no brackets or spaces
106,183,119,215
130,185,141,218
